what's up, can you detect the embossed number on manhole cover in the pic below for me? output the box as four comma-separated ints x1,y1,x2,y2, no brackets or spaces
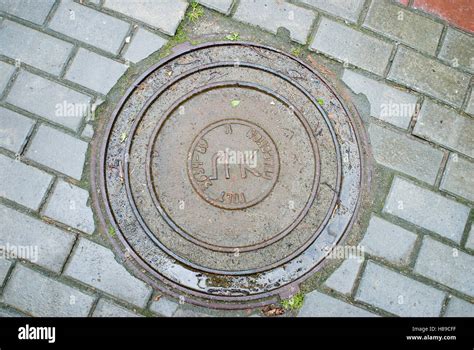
93,42,370,309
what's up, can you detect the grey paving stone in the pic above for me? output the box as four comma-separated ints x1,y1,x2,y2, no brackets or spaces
234,0,316,44
363,0,443,55
197,0,233,14
439,27,474,73
415,236,474,297
298,291,376,317
300,0,364,22
81,124,94,139
368,123,443,184
440,154,474,202
2,265,94,317
25,125,88,180
0,0,55,25
466,91,474,116
43,180,95,234
64,238,152,308
150,297,179,317
0,259,12,286
65,48,127,94
123,28,167,63
0,204,76,272
413,100,474,159
311,18,392,75
92,299,141,317
0,20,73,75
388,47,470,108
324,257,363,295
361,215,418,265
342,70,417,129
444,297,474,317
0,61,15,95
356,262,445,317
466,224,474,251
104,0,188,36
0,307,25,317
48,0,129,54
173,308,213,317
384,177,469,243
6,71,90,131
0,153,52,210
0,107,34,153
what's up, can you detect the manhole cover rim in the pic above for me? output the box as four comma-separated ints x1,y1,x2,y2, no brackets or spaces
91,41,372,309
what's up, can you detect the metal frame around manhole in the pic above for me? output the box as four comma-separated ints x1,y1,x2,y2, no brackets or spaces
90,41,372,310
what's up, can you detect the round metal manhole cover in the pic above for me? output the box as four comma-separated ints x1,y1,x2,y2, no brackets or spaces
94,42,370,309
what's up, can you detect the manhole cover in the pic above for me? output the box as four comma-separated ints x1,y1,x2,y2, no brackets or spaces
93,42,370,309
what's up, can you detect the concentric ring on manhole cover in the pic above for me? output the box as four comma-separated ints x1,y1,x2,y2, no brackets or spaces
92,42,371,309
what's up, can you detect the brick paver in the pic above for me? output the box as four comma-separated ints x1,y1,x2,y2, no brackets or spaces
64,238,152,308
324,257,363,295
123,28,167,63
6,71,91,131
299,291,376,317
368,123,444,184
0,204,76,272
65,48,127,94
356,261,445,317
25,124,88,180
2,264,95,317
311,18,392,75
383,177,470,243
48,0,130,54
439,27,474,73
42,180,95,234
234,0,315,44
92,299,141,317
361,215,418,265
388,47,470,107
414,236,474,297
103,0,188,36
342,69,417,129
444,297,474,317
0,154,52,210
0,259,12,286
412,0,474,33
364,0,443,55
150,297,179,317
413,100,474,159
197,0,233,14
300,0,364,22
0,61,15,95
0,0,55,25
0,107,34,153
0,20,73,75
440,154,474,202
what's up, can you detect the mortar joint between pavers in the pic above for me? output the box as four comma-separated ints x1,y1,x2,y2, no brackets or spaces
59,45,79,79
42,0,61,29
433,150,450,190
434,24,448,57
0,60,19,103
357,0,373,26
228,0,240,17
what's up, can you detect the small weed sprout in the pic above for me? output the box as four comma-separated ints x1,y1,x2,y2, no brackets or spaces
281,292,305,310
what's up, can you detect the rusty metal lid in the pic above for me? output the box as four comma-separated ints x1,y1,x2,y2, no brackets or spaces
94,42,369,309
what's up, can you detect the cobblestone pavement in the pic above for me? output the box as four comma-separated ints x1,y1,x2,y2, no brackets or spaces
0,0,472,317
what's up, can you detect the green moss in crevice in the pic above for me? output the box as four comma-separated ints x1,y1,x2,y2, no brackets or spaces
281,292,305,310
